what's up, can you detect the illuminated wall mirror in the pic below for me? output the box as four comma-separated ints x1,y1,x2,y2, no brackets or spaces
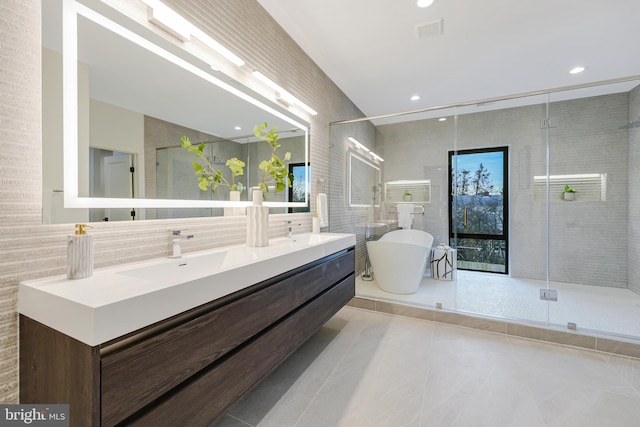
42,0,309,223
348,151,381,208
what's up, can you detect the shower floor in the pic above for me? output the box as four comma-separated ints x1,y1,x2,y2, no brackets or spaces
356,270,640,339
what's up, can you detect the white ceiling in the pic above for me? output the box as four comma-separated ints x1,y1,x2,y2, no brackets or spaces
257,0,640,118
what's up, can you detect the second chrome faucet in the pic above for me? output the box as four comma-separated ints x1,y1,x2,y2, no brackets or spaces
170,230,194,258
287,221,301,238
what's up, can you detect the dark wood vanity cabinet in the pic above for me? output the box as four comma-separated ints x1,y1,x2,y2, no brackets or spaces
20,247,355,426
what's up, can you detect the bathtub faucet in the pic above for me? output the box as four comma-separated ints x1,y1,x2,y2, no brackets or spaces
365,223,390,240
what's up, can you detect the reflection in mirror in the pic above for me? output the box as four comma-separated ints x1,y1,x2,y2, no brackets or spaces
288,163,311,213
348,152,381,208
42,0,309,223
153,127,307,219
88,148,137,222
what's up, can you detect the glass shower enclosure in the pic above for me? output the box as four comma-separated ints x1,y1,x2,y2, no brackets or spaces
330,78,640,341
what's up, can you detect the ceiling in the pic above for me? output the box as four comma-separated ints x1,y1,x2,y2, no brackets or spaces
257,0,640,118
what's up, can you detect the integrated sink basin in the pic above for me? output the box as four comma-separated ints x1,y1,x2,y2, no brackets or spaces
117,251,236,282
18,232,356,346
117,233,346,284
270,232,343,246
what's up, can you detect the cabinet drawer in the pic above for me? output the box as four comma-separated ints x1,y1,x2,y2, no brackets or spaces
101,249,354,426
126,274,355,426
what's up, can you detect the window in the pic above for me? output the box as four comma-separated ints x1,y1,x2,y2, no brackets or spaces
288,163,310,213
449,147,509,274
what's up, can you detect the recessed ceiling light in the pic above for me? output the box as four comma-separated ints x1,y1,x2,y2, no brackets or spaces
234,126,241,130
410,95,421,101
438,117,446,122
569,66,586,74
417,0,435,8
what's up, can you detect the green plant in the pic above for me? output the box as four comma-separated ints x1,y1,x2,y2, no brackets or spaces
253,122,293,193
403,189,412,197
225,157,245,192
561,184,577,200
181,136,245,193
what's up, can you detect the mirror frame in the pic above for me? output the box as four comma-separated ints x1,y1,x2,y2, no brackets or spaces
62,0,309,209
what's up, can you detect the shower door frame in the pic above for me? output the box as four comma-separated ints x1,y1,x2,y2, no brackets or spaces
448,146,510,274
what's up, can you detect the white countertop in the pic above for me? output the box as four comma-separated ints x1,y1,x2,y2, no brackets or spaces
18,232,355,346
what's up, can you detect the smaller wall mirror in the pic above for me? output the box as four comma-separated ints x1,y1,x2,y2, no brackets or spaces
348,151,381,208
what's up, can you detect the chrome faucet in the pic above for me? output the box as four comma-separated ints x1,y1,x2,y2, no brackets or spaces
170,238,182,258
287,220,301,238
169,230,194,258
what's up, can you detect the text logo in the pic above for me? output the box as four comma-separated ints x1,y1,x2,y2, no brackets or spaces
0,405,68,427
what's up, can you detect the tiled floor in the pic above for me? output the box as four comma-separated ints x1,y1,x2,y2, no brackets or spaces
218,306,640,427
356,271,640,339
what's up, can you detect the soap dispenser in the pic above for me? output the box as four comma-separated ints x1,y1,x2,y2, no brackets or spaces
312,213,320,234
67,223,94,280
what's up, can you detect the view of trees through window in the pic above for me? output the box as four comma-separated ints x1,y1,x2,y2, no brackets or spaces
288,163,310,213
449,147,508,273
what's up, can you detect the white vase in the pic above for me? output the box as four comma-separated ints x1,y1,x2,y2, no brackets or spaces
247,189,268,247
230,190,241,202
252,189,263,205
562,192,575,201
224,190,245,216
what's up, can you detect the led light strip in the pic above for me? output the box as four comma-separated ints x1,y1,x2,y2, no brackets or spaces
252,71,318,116
533,174,602,180
144,0,191,41
348,137,383,162
369,152,384,162
347,136,370,152
141,0,245,67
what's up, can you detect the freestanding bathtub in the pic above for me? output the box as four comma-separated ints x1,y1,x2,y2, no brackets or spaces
366,229,434,294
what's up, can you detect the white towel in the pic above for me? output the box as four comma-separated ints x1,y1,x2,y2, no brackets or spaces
397,204,414,229
317,193,328,227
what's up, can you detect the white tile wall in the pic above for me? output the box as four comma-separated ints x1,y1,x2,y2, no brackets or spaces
0,0,41,402
0,0,363,402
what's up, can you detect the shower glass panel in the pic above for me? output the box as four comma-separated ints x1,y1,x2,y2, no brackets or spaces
376,108,458,247
329,120,378,275
547,81,640,338
452,95,550,323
